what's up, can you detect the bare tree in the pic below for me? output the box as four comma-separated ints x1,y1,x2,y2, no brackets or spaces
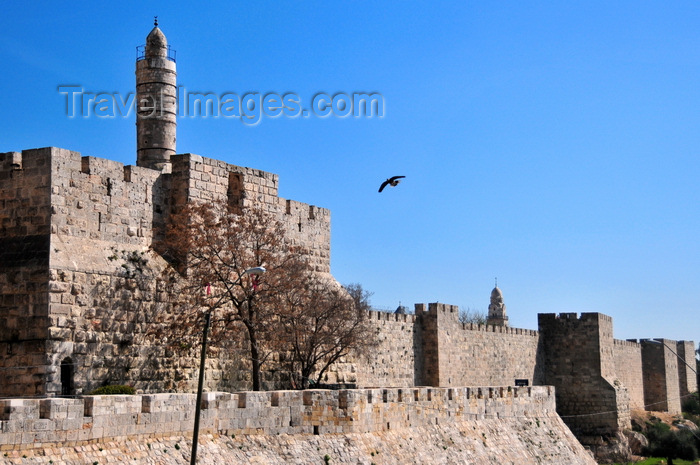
159,199,297,391
156,199,379,391
344,282,373,312
459,307,487,325
275,272,377,389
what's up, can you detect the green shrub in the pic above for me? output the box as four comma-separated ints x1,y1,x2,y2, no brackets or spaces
643,422,698,462
683,393,700,415
89,385,135,395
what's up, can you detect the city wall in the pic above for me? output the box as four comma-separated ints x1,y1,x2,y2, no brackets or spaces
325,303,542,389
419,303,542,387
641,338,681,414
1,147,697,457
538,313,631,438
613,339,645,409
0,147,330,397
328,310,423,388
677,340,697,399
0,386,596,465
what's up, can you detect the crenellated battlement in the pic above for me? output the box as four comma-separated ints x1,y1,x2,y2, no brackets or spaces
0,148,695,457
366,309,418,324
0,386,556,450
538,312,612,324
419,302,460,316
461,323,538,336
614,338,642,348
0,151,22,171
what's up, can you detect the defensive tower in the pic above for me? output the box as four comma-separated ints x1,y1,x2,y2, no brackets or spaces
136,18,177,172
486,284,509,326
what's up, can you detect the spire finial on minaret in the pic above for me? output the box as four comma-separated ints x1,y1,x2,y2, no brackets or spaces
495,277,498,288
154,16,158,27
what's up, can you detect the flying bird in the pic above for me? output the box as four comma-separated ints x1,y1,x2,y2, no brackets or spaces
378,176,405,193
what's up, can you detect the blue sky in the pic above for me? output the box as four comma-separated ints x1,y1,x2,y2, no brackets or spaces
2,1,700,342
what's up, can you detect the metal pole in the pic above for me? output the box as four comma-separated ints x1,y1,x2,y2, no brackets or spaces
190,310,211,465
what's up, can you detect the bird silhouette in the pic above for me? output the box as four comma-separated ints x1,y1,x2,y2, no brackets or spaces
378,176,405,193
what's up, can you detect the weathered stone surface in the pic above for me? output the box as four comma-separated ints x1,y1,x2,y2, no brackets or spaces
641,338,681,414
0,147,331,397
0,387,596,465
623,430,648,456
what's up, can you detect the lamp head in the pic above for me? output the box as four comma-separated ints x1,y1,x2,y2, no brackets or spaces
244,266,266,276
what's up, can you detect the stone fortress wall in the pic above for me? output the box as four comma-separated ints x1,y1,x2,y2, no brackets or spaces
1,145,697,452
329,304,542,389
613,338,645,410
0,386,553,446
0,147,330,398
538,313,631,440
330,304,696,443
0,386,597,465
1,24,697,460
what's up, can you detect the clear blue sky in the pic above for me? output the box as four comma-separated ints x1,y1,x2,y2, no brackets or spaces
2,1,699,342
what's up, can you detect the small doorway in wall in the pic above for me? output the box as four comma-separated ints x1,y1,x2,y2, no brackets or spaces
60,358,74,396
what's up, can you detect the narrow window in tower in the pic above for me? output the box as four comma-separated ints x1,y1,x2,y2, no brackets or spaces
227,172,243,212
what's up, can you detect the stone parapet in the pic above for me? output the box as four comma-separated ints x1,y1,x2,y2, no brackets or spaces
0,386,555,450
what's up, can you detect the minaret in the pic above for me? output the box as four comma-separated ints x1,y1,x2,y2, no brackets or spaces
136,18,177,172
487,281,509,327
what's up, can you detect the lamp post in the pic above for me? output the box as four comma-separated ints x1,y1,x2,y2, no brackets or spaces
190,266,266,465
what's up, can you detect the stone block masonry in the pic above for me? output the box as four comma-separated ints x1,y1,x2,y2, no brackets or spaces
677,340,697,400
613,339,645,409
641,338,681,414
538,313,631,440
420,303,542,388
0,386,596,465
0,147,331,397
326,303,542,390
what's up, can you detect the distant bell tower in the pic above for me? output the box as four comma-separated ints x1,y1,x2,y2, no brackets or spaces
487,281,509,327
136,18,177,172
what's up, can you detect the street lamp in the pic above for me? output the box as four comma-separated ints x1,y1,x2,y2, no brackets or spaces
190,266,266,465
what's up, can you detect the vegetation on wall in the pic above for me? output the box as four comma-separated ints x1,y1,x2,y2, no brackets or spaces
618,394,700,465
154,199,376,391
89,385,136,395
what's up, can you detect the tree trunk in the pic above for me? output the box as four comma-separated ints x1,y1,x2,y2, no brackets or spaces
302,365,314,389
249,328,261,391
